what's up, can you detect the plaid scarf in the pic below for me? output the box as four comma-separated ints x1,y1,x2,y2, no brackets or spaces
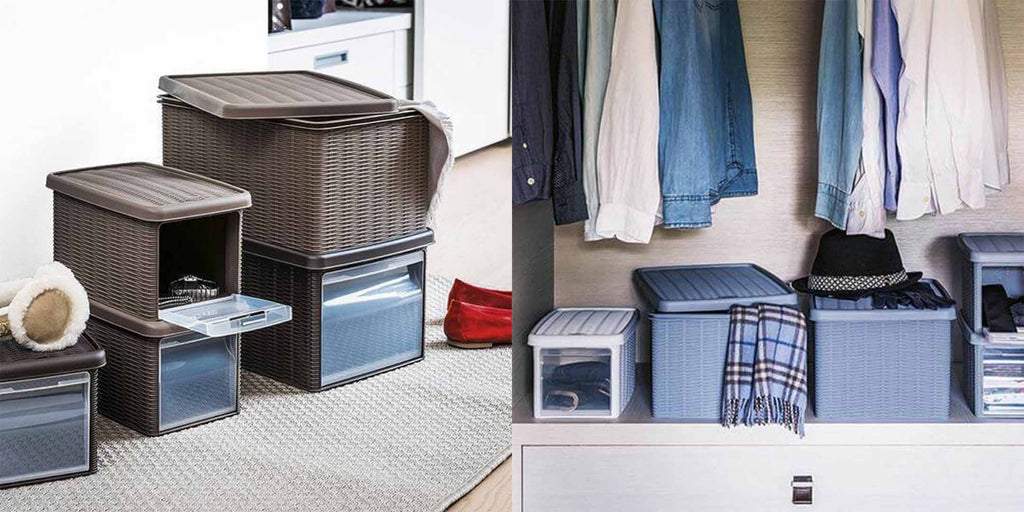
722,304,808,437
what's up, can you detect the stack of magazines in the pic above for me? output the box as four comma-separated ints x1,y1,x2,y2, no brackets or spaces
983,352,1024,416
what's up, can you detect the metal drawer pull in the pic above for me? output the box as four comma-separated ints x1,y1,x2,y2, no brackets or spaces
792,475,813,505
315,50,349,69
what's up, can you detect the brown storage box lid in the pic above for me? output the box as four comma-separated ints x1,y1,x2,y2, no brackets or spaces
0,333,106,382
46,162,251,223
158,71,398,119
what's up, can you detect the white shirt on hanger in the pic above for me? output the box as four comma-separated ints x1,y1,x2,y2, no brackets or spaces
846,0,887,238
969,0,1011,191
893,0,987,221
594,0,661,243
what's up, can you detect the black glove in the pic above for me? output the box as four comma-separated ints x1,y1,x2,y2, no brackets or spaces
870,283,956,311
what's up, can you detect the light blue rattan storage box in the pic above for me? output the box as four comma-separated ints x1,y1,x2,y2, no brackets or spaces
957,233,1024,334
634,264,798,420
812,279,954,422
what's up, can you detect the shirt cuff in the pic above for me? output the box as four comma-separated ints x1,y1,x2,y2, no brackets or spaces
594,202,657,244
814,182,850,229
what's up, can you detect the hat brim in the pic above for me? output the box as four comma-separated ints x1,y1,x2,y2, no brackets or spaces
791,272,924,299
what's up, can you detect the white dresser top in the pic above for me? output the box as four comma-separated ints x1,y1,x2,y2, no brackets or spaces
268,9,412,53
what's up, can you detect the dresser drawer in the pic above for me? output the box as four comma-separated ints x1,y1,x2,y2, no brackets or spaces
522,445,1024,511
268,30,409,98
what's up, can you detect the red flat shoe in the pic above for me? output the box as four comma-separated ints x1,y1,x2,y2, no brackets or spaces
448,279,512,310
444,300,512,349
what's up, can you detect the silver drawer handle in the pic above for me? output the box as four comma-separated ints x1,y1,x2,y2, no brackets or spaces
315,50,349,69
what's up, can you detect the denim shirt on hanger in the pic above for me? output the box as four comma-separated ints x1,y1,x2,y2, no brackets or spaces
815,0,863,229
512,0,553,206
654,0,757,229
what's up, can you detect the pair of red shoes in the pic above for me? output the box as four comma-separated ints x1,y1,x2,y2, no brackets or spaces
444,279,512,349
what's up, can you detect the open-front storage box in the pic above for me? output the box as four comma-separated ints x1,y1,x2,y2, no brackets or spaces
528,308,638,419
958,233,1024,343
634,264,798,420
0,334,105,489
158,71,430,255
48,162,291,435
48,162,251,322
241,231,432,392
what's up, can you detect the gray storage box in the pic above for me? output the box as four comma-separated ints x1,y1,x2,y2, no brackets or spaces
634,264,798,420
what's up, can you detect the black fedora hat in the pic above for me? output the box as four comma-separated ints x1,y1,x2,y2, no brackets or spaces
792,229,923,299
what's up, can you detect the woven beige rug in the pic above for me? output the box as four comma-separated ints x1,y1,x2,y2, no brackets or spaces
1,276,511,511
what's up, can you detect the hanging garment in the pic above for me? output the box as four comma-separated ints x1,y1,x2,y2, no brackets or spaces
653,0,757,229
969,0,1011,191
846,0,887,238
512,0,553,206
581,0,617,241
594,0,660,243
577,0,587,97
815,0,862,230
722,304,808,437
871,0,902,212
893,0,987,220
548,0,589,225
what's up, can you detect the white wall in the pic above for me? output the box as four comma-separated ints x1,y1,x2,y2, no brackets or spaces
0,2,265,281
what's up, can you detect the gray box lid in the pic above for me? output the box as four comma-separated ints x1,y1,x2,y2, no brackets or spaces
634,263,797,313
46,162,251,223
957,233,1024,264
159,71,399,119
810,278,956,322
528,308,638,348
0,333,105,382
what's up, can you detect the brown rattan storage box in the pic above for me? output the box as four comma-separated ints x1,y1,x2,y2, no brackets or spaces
85,313,240,437
158,71,430,255
47,162,251,322
47,162,292,436
1,334,105,488
241,230,433,392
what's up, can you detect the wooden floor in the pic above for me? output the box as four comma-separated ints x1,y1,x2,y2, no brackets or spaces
448,458,511,511
433,141,513,511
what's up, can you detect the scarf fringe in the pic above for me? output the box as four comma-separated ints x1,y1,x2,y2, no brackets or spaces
721,398,751,428
752,395,805,438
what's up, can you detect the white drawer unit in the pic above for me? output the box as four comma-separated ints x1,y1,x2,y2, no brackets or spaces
521,445,1024,511
268,10,412,99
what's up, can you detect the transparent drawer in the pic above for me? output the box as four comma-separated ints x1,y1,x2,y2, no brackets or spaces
159,294,292,338
0,372,90,486
982,346,1024,416
320,251,424,387
159,333,238,431
538,348,613,417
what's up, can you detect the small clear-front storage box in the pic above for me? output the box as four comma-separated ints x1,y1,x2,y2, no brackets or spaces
528,308,638,419
0,333,105,488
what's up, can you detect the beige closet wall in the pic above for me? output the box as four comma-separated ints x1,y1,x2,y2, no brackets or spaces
552,0,1024,359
